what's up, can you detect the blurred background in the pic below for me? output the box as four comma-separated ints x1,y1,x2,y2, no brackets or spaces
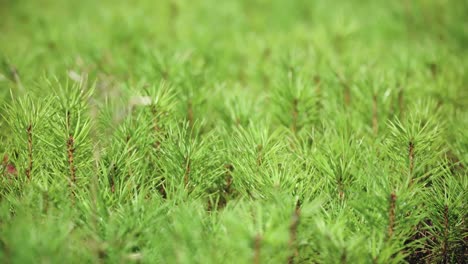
1,0,466,87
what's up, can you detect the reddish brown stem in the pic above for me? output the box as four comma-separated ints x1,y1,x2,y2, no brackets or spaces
372,94,378,135
388,192,397,238
341,248,347,264
428,63,438,79
146,108,168,197
187,99,194,128
224,164,234,194
65,111,76,200
184,157,191,187
287,200,301,264
211,164,235,210
256,144,263,166
109,163,116,193
26,124,33,180
409,141,415,176
169,0,179,39
398,87,405,118
291,98,298,134
442,204,449,264
314,75,322,113
333,70,351,107
253,234,262,264
235,117,241,127
151,104,161,149
158,182,167,199
67,134,76,186
344,85,351,106
338,180,345,201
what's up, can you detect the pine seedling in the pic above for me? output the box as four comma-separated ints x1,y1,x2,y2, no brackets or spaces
42,78,94,202
285,132,330,203
141,50,213,130
353,69,399,137
298,210,371,263
385,100,445,186
227,123,286,199
2,92,51,186
351,170,427,263
159,121,225,200
100,81,176,201
272,71,319,136
97,195,168,263
97,123,145,205
310,126,363,203
213,194,308,264
218,87,258,129
421,167,467,263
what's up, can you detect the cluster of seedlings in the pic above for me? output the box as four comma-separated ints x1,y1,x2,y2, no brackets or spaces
0,0,466,263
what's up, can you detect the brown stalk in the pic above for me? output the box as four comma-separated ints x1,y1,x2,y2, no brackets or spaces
184,157,191,187
398,87,405,118
151,104,161,149
109,163,116,193
187,99,194,128
344,85,351,106
147,107,167,197
409,141,415,176
442,204,449,264
65,110,76,201
333,70,351,107
287,200,301,264
372,93,378,135
235,117,241,127
428,63,438,79
26,124,33,180
224,164,234,195
67,134,76,186
1,154,7,177
314,75,322,113
388,192,397,238
253,234,262,264
291,98,298,134
169,0,179,40
338,180,345,201
340,249,347,264
211,163,234,210
256,144,263,166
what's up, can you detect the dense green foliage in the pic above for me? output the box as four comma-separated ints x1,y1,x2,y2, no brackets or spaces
0,0,467,263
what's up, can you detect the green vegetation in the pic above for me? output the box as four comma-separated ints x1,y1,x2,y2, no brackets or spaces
0,0,467,263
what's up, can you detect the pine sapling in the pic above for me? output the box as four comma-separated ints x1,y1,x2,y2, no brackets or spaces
3,94,50,183
272,72,318,136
